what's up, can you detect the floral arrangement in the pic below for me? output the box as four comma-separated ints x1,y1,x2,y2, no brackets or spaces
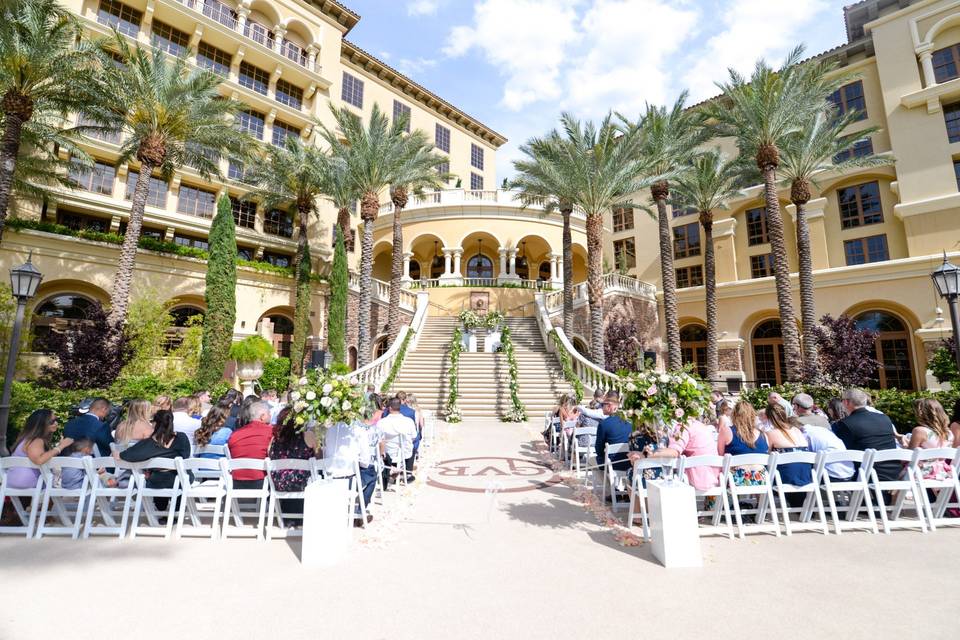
550,330,584,402
289,368,366,442
444,326,463,422
500,325,526,422
379,329,415,393
619,370,712,435
458,309,503,330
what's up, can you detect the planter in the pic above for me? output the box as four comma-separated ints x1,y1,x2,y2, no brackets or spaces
301,477,351,567
236,360,264,398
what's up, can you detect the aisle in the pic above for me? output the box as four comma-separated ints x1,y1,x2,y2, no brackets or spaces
1,419,957,640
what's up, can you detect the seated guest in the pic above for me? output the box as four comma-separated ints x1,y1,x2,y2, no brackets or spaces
237,395,261,430
378,397,418,488
765,404,813,504
171,396,202,451
187,395,203,420
799,417,853,482
716,399,734,430
711,390,725,415
60,437,98,490
195,390,212,417
594,391,631,471
717,401,769,485
768,392,793,417
119,410,190,510
64,397,112,458
152,395,172,416
366,394,385,423
268,408,318,516
261,389,283,424
194,406,233,458
227,401,274,489
791,394,830,429
904,398,954,481
322,410,375,525
114,399,154,446
5,410,72,489
833,388,900,481
825,398,848,425
669,418,720,490
950,397,960,450
217,388,242,429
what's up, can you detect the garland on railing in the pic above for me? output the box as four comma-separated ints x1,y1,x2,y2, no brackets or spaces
444,326,463,422
379,329,415,394
499,325,527,422
550,329,584,402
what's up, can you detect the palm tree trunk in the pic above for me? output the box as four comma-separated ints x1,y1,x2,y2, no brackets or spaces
703,218,718,385
108,159,154,329
762,167,802,381
336,207,351,251
0,100,29,246
561,206,573,336
357,192,378,368
586,212,604,368
387,203,404,345
290,204,311,376
794,200,818,379
655,191,681,371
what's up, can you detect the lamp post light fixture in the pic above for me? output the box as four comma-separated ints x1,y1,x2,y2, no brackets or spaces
0,253,43,455
930,252,960,373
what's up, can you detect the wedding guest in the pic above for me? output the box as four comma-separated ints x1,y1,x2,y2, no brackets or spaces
669,419,720,490
195,390,212,417
833,388,899,481
60,437,95,490
187,395,203,420
171,396,202,452
5,410,72,489
227,401,273,489
236,395,261,430
379,397,418,488
595,391,631,471
152,395,172,416
903,398,954,451
765,404,813,504
269,408,317,516
119,410,190,510
114,399,154,446
717,401,769,485
948,397,960,447
768,392,793,417
194,406,233,458
825,398,848,424
791,394,830,429
322,410,374,525
217,388,242,429
64,397,112,457
716,400,734,430
800,419,853,482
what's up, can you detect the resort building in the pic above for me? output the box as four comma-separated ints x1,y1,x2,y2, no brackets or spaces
607,0,960,391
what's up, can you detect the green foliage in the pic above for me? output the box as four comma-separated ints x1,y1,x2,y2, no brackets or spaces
4,381,103,445
458,309,503,330
122,293,172,377
290,242,312,376
198,196,237,387
109,373,199,402
500,325,526,422
167,314,203,380
930,340,959,384
208,380,233,401
228,335,275,363
550,330,584,402
380,329,414,394
236,258,293,277
328,231,348,364
445,326,463,422
259,356,291,392
0,283,33,374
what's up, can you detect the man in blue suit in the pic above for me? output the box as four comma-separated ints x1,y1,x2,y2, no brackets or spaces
595,391,632,471
64,397,113,456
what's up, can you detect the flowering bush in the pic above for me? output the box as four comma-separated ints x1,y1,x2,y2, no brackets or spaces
289,368,365,438
619,370,712,435
458,309,503,330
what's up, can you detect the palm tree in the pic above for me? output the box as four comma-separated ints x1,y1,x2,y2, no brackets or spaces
510,129,580,336
0,0,99,244
83,38,251,329
554,112,650,367
619,93,706,372
325,159,358,251
386,116,449,345
244,134,331,375
779,107,890,378
671,150,742,384
317,103,413,368
706,46,829,382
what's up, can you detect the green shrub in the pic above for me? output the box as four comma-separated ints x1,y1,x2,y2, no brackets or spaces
259,356,291,392
929,340,958,385
328,231,348,364
123,293,173,377
228,335,275,363
5,381,107,445
197,196,237,387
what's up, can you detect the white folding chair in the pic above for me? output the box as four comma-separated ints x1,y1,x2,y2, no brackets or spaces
0,457,45,537
372,449,386,504
265,458,317,540
727,453,780,539
912,447,960,530
192,445,230,481
627,457,681,540
223,458,270,540
770,451,827,536
819,450,877,534
384,434,410,489
867,448,926,534
175,457,227,539
83,456,136,539
569,426,597,478
35,456,90,539
130,458,182,539
679,454,734,539
600,443,631,512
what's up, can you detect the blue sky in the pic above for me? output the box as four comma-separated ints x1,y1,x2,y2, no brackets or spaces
343,0,853,181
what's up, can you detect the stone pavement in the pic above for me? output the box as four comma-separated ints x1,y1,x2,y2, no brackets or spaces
1,418,957,640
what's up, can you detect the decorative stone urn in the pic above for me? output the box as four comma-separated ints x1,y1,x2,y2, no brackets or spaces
236,361,264,398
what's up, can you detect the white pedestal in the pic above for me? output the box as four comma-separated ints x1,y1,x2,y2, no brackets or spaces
464,332,477,353
484,330,501,353
301,479,350,567
647,480,702,569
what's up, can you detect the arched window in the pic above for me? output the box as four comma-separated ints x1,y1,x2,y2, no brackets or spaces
409,260,421,281
752,319,785,386
538,261,552,282
32,294,96,351
466,254,493,278
572,337,590,357
373,337,388,360
854,311,914,390
430,255,445,279
262,314,294,358
515,255,529,280
680,324,708,379
166,305,204,351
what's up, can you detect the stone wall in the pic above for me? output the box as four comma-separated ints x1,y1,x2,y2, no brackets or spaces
316,291,412,362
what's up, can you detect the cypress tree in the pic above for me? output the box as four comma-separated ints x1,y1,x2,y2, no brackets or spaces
328,230,348,364
197,195,237,387
290,241,312,375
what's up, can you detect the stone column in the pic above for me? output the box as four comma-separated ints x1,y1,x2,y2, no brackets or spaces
440,247,463,285
307,45,319,73
712,217,738,283
554,255,564,287
918,46,936,87
497,248,510,283
549,253,558,281
443,249,452,276
453,249,463,278
236,5,250,32
273,24,287,54
402,252,413,284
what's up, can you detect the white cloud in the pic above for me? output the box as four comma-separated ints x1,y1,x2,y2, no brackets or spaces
444,0,583,111
396,57,438,76
682,0,830,101
407,0,441,16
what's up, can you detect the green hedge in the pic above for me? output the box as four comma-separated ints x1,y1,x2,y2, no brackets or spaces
741,383,960,434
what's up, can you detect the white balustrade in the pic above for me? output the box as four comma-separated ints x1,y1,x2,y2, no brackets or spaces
352,292,429,390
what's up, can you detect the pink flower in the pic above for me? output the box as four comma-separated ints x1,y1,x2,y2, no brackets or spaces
646,384,658,396
675,408,684,418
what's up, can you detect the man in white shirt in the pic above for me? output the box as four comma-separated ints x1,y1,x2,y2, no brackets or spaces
378,397,418,488
171,396,201,453
323,420,375,524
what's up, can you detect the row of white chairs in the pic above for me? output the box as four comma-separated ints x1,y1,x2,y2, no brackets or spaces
597,445,960,540
0,455,375,541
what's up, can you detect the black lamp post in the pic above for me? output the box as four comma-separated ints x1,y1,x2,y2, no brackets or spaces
0,253,43,455
931,253,960,373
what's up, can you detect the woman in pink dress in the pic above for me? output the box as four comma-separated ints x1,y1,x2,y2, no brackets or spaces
670,419,721,490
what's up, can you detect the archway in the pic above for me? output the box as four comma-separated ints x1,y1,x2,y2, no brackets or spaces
372,241,393,282
166,305,204,351
373,336,389,360
32,293,97,352
751,319,785,386
854,311,915,390
571,336,590,358
258,311,295,358
680,324,708,379
460,231,501,279
408,234,446,280
513,235,551,281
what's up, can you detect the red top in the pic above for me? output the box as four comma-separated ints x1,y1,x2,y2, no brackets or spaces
227,421,273,481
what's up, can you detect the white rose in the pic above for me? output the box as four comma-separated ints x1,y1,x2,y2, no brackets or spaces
348,377,358,385
625,382,637,392
659,373,670,383
294,400,307,412
322,384,333,394
299,377,308,386
290,391,301,401
305,390,317,401
320,396,333,408
341,400,352,411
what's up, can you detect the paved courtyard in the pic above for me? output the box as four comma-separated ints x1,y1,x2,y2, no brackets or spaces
1,419,957,639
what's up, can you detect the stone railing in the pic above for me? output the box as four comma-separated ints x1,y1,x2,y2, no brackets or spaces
377,188,587,218
347,273,416,311
352,291,430,389
534,293,623,394
542,273,656,316
407,278,550,290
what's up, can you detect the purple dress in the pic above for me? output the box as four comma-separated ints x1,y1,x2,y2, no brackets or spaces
5,441,42,489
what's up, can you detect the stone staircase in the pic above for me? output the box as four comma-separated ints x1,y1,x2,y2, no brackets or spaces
389,316,571,419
